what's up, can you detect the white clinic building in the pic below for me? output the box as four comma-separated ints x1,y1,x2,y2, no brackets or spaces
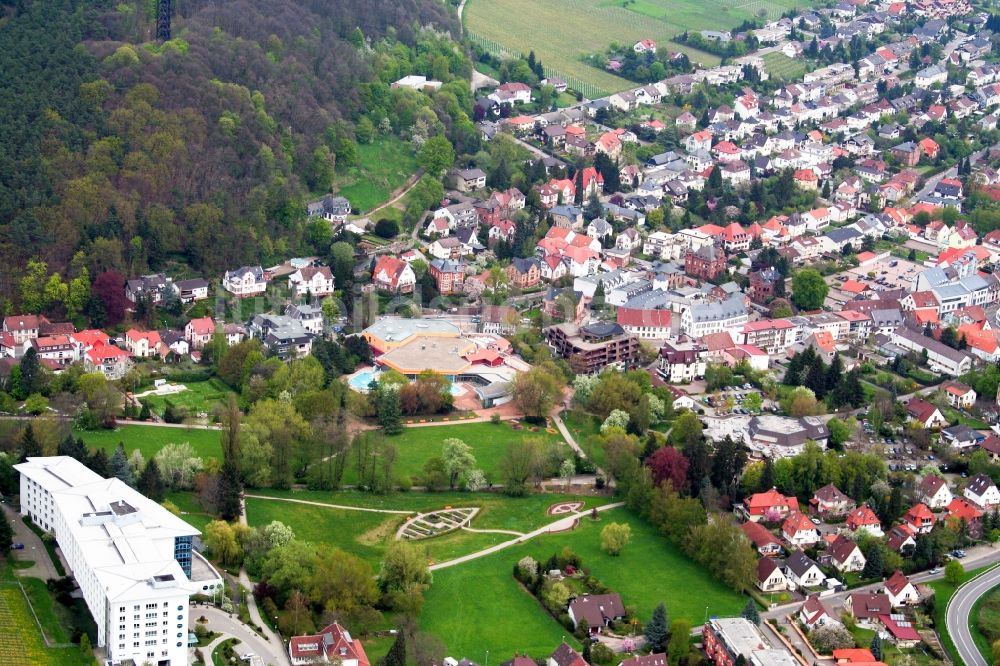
15,456,222,666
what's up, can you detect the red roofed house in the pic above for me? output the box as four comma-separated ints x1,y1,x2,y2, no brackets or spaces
756,557,789,592
886,523,917,554
903,503,936,534
884,571,919,607
878,613,920,647
579,167,604,197
832,648,885,665
617,308,673,340
844,593,892,629
595,132,622,159
799,594,838,630
548,642,588,666
288,622,369,666
941,379,977,409
2,314,50,346
919,137,940,160
184,317,216,350
741,489,799,522
372,256,416,294
794,169,819,190
905,398,946,429
947,497,984,537
917,474,953,509
741,521,784,556
124,329,163,359
845,505,883,537
783,511,821,547
826,535,867,573
84,341,133,380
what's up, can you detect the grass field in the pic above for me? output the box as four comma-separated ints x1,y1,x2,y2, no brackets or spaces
761,51,808,81
343,421,571,486
244,488,612,567
333,136,419,214
421,507,746,657
561,410,605,468
75,424,222,461
464,0,808,95
138,379,237,419
165,491,216,533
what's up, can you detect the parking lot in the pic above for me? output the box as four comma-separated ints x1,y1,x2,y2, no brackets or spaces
842,255,923,292
700,383,776,416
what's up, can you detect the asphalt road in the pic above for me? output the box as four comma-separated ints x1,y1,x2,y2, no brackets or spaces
190,605,287,666
946,564,1000,666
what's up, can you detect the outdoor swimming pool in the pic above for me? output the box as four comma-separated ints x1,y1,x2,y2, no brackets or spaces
347,368,464,396
348,369,380,391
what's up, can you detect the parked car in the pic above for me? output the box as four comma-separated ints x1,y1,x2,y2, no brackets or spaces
9,544,23,550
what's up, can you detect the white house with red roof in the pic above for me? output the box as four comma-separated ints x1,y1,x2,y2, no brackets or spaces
799,594,838,630
633,39,657,53
917,474,953,509
844,504,883,536
84,341,133,380
185,317,216,350
903,502,936,534
124,329,163,359
884,571,919,607
617,308,672,340
782,511,821,547
940,380,976,409
580,167,604,197
685,130,713,153
288,622,369,666
826,535,866,573
740,488,799,522
372,256,416,294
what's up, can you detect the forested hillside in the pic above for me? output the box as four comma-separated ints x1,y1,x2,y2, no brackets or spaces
0,0,469,303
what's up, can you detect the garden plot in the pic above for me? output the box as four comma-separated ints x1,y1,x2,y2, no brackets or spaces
398,508,479,540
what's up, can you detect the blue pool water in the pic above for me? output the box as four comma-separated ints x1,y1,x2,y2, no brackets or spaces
349,369,380,391
349,369,465,396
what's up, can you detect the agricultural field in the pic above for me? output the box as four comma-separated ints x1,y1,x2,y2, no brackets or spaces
421,506,747,657
0,563,91,666
463,0,809,96
761,51,808,81
137,379,237,419
333,136,420,214
341,420,572,486
74,424,222,461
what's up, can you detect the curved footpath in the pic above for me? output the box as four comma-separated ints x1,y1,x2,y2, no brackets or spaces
946,564,1000,666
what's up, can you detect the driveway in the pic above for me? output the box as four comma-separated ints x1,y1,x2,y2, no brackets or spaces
190,604,287,666
3,504,62,580
946,563,1000,666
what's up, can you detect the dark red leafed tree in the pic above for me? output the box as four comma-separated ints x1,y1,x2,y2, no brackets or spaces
646,446,689,493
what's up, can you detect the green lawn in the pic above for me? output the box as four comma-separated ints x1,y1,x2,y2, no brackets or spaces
761,52,808,81
333,136,419,214
562,410,605,468
244,489,612,567
346,421,571,486
421,507,746,658
75,424,222,461
138,379,237,419
165,491,216,533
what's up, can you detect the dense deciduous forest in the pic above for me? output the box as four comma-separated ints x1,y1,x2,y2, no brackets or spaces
0,0,463,301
